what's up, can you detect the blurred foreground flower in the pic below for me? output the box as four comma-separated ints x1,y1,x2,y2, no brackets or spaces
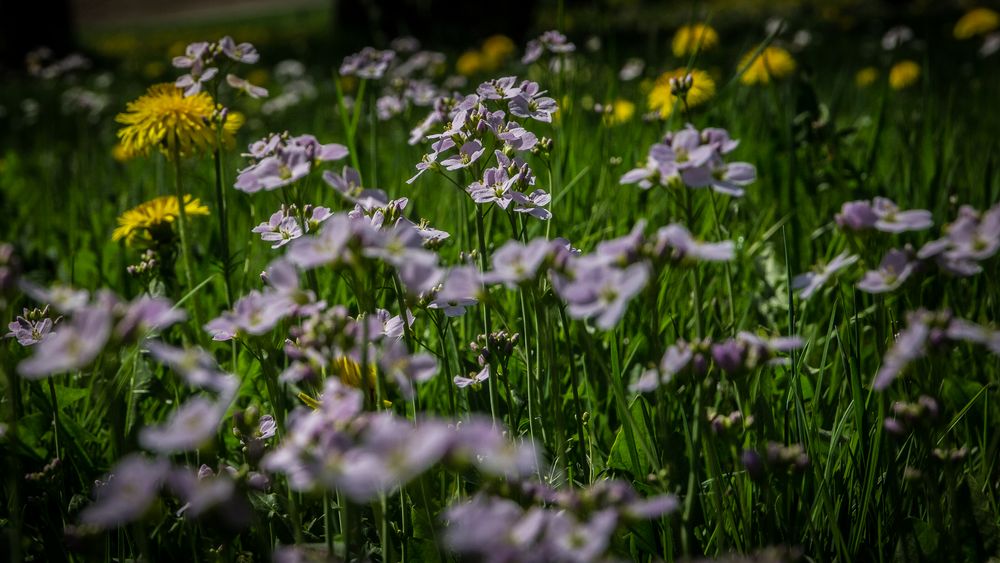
954,7,999,40
115,84,243,159
738,46,796,85
112,195,209,246
672,23,719,58
648,69,715,118
889,60,920,90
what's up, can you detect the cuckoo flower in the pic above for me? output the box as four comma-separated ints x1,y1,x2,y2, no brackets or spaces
857,249,918,293
792,252,859,300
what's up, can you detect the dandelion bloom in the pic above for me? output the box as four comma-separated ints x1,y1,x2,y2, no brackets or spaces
600,98,635,125
115,84,243,159
954,8,999,39
456,50,484,76
481,35,515,68
889,60,920,90
672,23,719,58
648,69,715,117
855,67,879,88
112,195,209,246
738,46,796,85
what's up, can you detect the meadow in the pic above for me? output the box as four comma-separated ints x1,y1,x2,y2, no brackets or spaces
2,4,1000,562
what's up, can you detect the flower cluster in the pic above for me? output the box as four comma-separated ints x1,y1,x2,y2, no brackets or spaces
633,332,802,392
263,378,539,501
234,132,348,193
408,76,556,219
6,305,59,346
16,288,186,379
621,124,755,196
442,479,677,563
873,309,1000,390
252,204,331,249
522,30,576,64
172,36,266,98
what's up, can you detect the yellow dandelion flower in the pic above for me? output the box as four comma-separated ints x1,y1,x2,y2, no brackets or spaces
855,66,879,88
116,84,242,160
738,46,796,85
954,8,999,39
889,60,921,90
481,34,516,69
456,50,484,76
332,356,377,390
648,69,716,118
112,195,209,246
603,98,636,126
672,24,720,58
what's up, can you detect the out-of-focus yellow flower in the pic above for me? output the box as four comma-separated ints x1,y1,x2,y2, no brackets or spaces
111,143,133,162
855,66,879,88
116,84,243,159
738,45,796,85
338,75,359,94
889,60,921,90
954,8,999,39
332,356,376,390
603,98,636,126
112,195,209,245
481,34,515,69
672,24,720,58
648,68,715,118
456,50,484,76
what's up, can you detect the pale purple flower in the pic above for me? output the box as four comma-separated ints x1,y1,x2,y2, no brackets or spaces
203,290,287,341
441,140,485,170
115,296,185,341
6,307,57,346
235,134,349,193
146,341,234,393
874,310,1000,390
653,224,735,263
21,282,89,313
454,365,490,388
379,340,438,398
430,266,481,316
339,47,395,80
559,262,650,330
477,76,522,100
252,210,303,248
18,305,113,379
511,189,553,220
881,26,914,50
509,93,558,123
918,204,1000,276
857,249,918,293
792,252,859,300
522,30,576,64
397,259,445,297
175,66,218,96
286,214,359,270
835,200,879,230
226,74,268,98
835,197,933,233
872,197,933,232
79,455,170,530
219,36,260,64
172,41,210,69
682,160,757,197
485,238,551,288
631,340,700,392
139,396,226,454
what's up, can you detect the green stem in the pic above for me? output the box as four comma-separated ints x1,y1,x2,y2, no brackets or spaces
212,147,233,307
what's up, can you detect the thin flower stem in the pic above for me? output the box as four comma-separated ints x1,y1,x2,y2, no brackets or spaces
474,205,499,425
171,145,195,296
212,146,233,308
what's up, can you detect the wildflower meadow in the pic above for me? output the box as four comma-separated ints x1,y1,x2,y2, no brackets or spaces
2,2,1000,561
